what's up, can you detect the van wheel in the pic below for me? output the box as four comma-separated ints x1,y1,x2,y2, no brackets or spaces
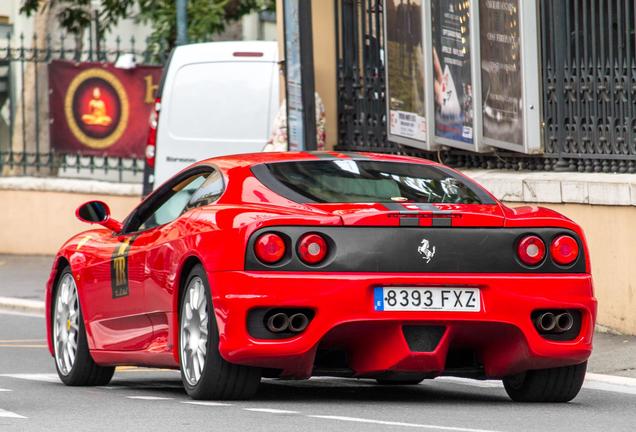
503,362,587,403
179,264,261,400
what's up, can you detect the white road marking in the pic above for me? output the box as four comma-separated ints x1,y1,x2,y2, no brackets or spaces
434,377,503,388
0,297,45,312
0,309,44,318
0,373,59,383
0,388,13,392
0,408,26,419
584,373,636,395
243,408,299,414
126,396,174,400
586,373,636,386
434,374,636,396
181,401,233,407
308,415,502,432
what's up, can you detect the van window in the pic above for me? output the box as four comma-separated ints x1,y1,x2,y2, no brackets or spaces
167,62,274,141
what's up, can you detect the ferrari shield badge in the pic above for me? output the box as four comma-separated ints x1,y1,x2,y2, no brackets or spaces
418,238,436,263
111,237,134,298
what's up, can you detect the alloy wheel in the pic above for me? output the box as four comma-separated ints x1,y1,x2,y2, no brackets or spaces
53,273,80,376
180,276,209,386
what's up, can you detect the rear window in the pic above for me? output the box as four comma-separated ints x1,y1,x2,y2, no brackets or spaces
254,160,493,204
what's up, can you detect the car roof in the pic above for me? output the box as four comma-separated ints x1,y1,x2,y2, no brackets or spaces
197,151,440,171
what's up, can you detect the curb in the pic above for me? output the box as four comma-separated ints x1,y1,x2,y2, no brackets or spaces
0,297,45,315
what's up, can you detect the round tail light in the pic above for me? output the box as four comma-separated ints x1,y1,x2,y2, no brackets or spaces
550,235,579,265
517,235,546,266
297,233,328,265
254,233,286,264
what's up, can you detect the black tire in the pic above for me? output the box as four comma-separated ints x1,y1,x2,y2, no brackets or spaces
179,264,261,400
503,361,587,403
52,267,115,386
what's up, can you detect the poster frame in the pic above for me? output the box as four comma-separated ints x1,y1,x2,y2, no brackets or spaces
384,0,438,151
425,0,490,153
477,0,543,154
283,0,317,151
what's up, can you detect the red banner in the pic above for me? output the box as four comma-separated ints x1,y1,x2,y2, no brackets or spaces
48,60,162,158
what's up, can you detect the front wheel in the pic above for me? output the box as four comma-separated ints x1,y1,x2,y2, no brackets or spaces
52,268,115,386
179,264,261,400
503,361,587,403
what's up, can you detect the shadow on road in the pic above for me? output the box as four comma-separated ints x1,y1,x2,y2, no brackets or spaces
103,373,514,404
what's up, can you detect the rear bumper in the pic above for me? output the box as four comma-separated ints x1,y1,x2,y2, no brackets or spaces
209,271,596,379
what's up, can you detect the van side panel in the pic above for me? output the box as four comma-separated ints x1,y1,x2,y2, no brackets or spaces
154,41,279,189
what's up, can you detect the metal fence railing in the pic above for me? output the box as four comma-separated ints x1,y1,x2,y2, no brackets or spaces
335,0,636,173
0,31,167,182
541,0,636,173
335,0,389,153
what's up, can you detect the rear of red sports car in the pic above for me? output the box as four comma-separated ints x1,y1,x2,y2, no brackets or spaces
211,153,596,402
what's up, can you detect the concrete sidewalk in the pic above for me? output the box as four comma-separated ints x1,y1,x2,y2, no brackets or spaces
0,254,634,378
0,254,53,301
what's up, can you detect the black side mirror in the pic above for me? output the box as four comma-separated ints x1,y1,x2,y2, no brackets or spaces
76,200,123,233
77,201,109,223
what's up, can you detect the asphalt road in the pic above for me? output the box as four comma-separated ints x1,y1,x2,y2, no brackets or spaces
1,311,636,432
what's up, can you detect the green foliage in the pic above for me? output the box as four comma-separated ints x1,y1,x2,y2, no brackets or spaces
20,0,276,50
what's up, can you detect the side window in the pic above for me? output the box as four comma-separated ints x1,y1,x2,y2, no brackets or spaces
139,173,208,231
186,170,225,210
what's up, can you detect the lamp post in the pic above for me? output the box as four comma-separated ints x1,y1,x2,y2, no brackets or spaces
176,0,188,46
91,0,101,60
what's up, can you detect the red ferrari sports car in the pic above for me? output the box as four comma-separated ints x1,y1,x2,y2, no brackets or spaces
46,151,596,402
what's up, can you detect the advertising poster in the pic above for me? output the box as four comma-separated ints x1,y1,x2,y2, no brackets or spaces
283,0,304,151
479,0,523,146
48,60,162,157
431,0,474,144
385,0,427,143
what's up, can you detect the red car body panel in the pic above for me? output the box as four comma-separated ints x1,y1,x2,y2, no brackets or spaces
46,151,596,379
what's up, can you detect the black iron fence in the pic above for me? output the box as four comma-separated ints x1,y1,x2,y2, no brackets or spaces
0,30,166,181
335,0,636,173
335,0,389,152
542,0,636,173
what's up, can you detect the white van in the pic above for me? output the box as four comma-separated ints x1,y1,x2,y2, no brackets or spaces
143,41,280,194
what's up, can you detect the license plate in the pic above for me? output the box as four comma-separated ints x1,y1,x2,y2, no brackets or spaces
374,287,481,312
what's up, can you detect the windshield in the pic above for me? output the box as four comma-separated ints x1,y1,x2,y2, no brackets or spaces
255,160,493,204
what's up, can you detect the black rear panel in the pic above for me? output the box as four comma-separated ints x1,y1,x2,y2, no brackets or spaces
245,227,586,273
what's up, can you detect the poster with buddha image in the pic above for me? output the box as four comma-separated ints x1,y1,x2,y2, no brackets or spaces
48,60,162,157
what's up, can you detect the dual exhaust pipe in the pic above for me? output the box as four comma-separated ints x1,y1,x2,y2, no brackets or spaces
535,311,574,334
266,312,310,334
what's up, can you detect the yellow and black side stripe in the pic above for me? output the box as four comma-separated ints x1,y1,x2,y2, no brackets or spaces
110,236,138,299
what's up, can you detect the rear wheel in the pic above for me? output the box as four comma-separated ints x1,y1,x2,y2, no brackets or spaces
503,362,587,403
179,264,261,400
52,268,115,386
